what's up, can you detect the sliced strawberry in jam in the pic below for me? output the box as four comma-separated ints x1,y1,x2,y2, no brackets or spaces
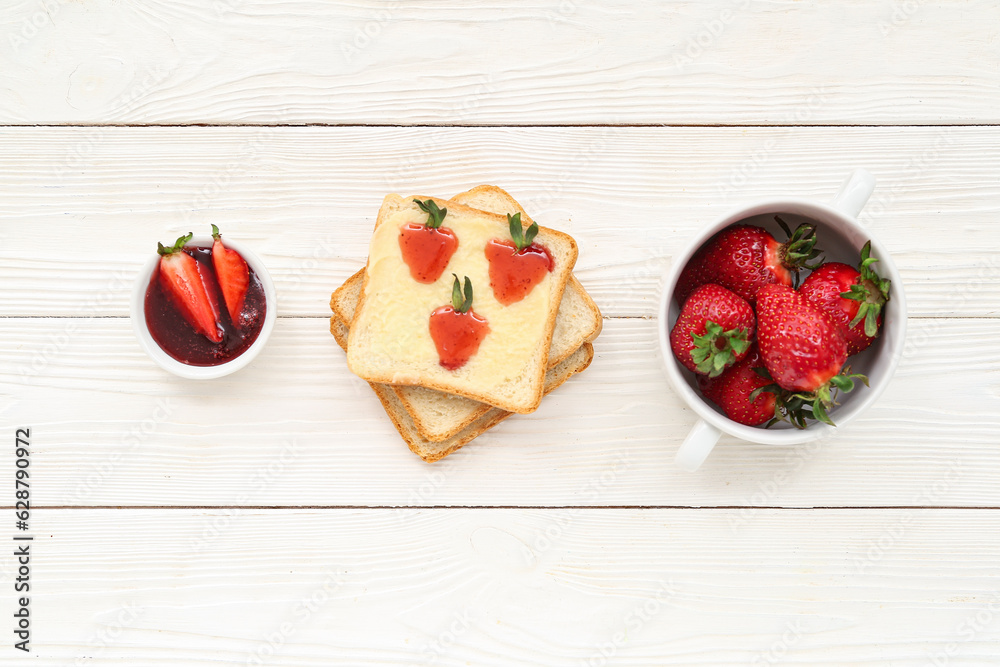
429,275,490,370
156,233,222,343
399,199,458,283
211,224,250,325
485,213,553,306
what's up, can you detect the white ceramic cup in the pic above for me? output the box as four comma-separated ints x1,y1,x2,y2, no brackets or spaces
658,169,907,471
130,235,277,379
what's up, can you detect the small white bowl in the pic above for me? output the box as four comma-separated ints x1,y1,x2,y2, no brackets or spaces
130,235,277,379
659,170,907,471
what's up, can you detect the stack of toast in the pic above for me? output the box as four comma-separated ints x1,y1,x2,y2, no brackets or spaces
329,186,602,461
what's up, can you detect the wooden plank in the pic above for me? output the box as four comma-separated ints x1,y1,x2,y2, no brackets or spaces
3,1,998,125
0,126,997,318
16,508,1000,665
4,317,999,508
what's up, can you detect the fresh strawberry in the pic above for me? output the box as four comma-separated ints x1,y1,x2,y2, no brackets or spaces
429,275,490,370
756,284,846,391
799,241,890,355
399,199,459,283
756,283,866,425
669,284,755,377
210,224,250,324
674,253,714,308
157,233,222,343
676,217,822,305
485,213,553,305
697,373,724,404
711,345,777,426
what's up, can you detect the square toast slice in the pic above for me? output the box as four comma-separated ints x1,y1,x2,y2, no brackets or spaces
346,193,579,413
333,186,602,441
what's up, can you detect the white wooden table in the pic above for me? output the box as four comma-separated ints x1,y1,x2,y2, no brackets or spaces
3,1,1000,664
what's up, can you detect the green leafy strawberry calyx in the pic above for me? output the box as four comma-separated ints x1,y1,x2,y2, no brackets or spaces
690,320,752,378
775,216,824,275
752,366,869,428
841,241,891,338
450,274,474,314
508,212,539,252
157,232,193,256
414,199,447,229
748,367,808,429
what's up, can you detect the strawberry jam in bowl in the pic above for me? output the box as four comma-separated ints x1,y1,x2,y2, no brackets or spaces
131,228,276,379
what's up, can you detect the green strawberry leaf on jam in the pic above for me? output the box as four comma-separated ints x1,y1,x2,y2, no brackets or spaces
414,199,448,229
508,212,539,251
450,274,474,313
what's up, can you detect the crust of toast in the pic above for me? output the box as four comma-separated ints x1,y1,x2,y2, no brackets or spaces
347,194,579,413
333,309,594,462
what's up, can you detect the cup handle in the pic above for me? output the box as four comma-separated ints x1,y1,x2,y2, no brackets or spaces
674,419,722,472
829,168,876,217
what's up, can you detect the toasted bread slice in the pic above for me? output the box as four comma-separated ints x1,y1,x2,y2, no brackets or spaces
347,194,578,413
332,186,602,441
332,310,594,462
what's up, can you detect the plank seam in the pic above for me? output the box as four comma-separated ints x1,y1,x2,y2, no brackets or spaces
13,505,1000,511
1,123,998,129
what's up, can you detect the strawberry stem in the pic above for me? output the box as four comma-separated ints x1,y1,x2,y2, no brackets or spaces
841,241,891,338
508,213,539,252
794,368,868,427
689,320,751,378
211,224,223,241
450,274,474,313
750,365,867,429
157,232,193,256
746,370,804,429
776,216,824,272
414,199,447,229
775,216,792,238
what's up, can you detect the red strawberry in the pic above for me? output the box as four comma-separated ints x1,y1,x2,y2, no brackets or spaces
711,345,777,426
799,241,890,355
429,275,490,370
399,199,458,283
756,284,846,391
211,224,250,324
756,283,866,425
697,373,723,404
669,284,755,377
157,233,222,343
486,213,553,306
676,218,822,305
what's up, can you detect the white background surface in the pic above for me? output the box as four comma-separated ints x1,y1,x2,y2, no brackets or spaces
3,1,1000,665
